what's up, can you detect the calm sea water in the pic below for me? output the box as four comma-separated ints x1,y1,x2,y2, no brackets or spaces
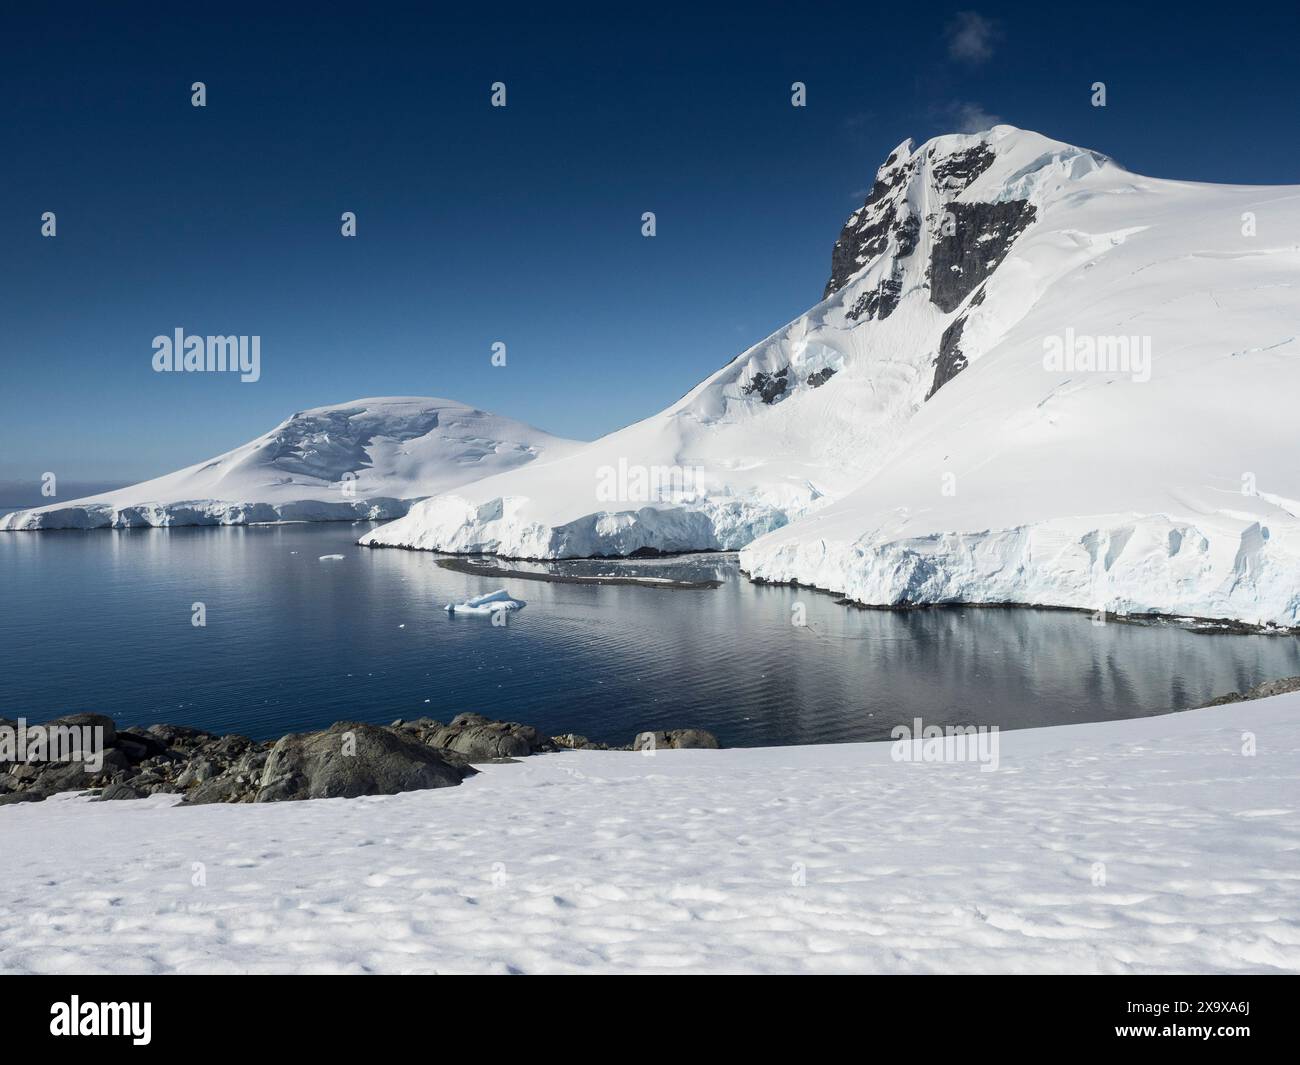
2,522,1297,747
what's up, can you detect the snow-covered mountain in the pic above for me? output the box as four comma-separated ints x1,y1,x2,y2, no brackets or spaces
361,131,1029,558
740,128,1300,629
0,397,580,530
363,125,1300,627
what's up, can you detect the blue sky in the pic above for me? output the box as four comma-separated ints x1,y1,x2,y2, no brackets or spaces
2,1,1297,483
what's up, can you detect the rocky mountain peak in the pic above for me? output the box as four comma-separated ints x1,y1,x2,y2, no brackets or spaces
823,126,1110,309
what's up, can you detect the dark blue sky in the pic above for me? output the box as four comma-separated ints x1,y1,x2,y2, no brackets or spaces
3,1,1296,482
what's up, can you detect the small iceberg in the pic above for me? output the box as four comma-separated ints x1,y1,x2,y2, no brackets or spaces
444,588,526,616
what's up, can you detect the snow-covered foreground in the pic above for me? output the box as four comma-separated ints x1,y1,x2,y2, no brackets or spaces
2,695,1297,974
0,397,579,530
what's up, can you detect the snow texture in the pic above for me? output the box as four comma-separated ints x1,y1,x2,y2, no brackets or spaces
0,398,579,530
443,589,526,615
0,693,1296,974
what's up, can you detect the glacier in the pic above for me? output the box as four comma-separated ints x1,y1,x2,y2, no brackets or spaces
363,125,1300,628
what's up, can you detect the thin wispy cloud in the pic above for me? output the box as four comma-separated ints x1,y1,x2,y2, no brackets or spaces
947,11,997,64
951,101,1001,133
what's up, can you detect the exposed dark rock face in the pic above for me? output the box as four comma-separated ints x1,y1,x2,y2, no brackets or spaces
893,215,921,258
824,152,918,299
927,315,969,400
930,144,996,195
845,274,903,322
807,367,836,388
255,722,474,802
743,365,790,404
826,138,1032,318
928,199,1036,313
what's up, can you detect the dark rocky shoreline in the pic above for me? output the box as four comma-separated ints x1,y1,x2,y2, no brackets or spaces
0,712,719,807
1198,675,1300,706
434,557,724,589
7,675,1295,809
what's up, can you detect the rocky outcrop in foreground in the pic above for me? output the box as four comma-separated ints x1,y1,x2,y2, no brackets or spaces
0,712,720,806
256,723,474,802
1197,676,1300,707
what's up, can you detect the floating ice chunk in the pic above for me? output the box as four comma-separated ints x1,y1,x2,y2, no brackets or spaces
444,588,526,616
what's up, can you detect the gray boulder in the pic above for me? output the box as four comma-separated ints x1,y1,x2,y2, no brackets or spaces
425,712,553,762
175,757,219,788
552,733,608,751
31,760,94,793
1242,676,1300,699
254,722,475,802
98,782,144,801
43,712,117,749
0,790,46,806
1200,675,1300,707
145,723,217,747
115,729,171,761
186,773,247,806
184,748,269,805
631,728,720,752
92,748,132,777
